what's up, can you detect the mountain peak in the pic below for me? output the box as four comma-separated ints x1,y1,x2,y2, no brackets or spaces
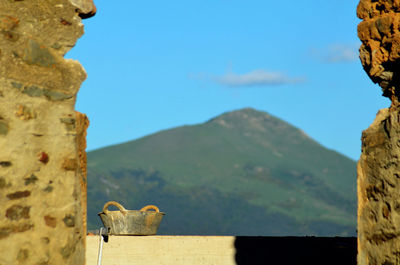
207,107,284,130
221,107,267,116
208,107,268,122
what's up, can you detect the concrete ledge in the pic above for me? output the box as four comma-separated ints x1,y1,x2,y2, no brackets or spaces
87,235,236,265
86,235,357,265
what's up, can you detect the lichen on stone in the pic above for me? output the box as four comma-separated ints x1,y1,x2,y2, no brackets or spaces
0,118,8,135
22,39,56,68
13,84,74,101
63,214,75,227
16,248,29,261
43,185,53,193
24,174,38,185
60,116,76,131
60,236,77,259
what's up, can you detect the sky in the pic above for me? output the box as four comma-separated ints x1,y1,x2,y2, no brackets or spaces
68,0,389,161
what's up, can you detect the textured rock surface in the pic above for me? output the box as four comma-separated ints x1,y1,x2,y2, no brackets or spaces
357,109,400,264
0,1,92,264
357,1,400,264
357,0,400,101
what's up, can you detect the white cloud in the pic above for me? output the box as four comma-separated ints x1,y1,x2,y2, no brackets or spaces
311,43,359,63
211,70,306,87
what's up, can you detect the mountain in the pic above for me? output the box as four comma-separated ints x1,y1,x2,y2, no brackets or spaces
86,108,357,236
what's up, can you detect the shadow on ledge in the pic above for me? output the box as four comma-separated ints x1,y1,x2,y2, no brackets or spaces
234,236,356,265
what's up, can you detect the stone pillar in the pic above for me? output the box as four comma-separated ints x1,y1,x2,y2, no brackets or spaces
357,1,400,264
0,1,94,264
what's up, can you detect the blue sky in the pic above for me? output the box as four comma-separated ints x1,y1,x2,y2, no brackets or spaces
68,0,389,160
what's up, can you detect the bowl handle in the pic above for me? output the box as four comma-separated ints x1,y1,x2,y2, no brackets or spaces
102,201,127,214
140,205,160,213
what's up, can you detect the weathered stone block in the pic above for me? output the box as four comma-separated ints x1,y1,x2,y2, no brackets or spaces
22,39,56,67
6,190,31,200
5,205,30,221
44,215,57,228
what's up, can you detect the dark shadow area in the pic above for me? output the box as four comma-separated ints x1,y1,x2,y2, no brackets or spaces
235,236,356,265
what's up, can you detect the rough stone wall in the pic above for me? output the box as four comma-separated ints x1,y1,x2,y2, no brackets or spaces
357,1,400,264
0,1,94,264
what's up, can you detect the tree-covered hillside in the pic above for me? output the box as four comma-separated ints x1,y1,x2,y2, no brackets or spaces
87,108,356,236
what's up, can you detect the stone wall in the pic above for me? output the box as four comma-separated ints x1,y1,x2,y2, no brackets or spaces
357,1,400,264
0,1,94,264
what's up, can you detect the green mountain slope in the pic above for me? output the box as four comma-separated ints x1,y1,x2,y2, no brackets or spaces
87,108,357,236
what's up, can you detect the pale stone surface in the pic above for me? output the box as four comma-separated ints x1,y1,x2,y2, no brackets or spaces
86,236,237,265
0,1,90,264
357,109,400,264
